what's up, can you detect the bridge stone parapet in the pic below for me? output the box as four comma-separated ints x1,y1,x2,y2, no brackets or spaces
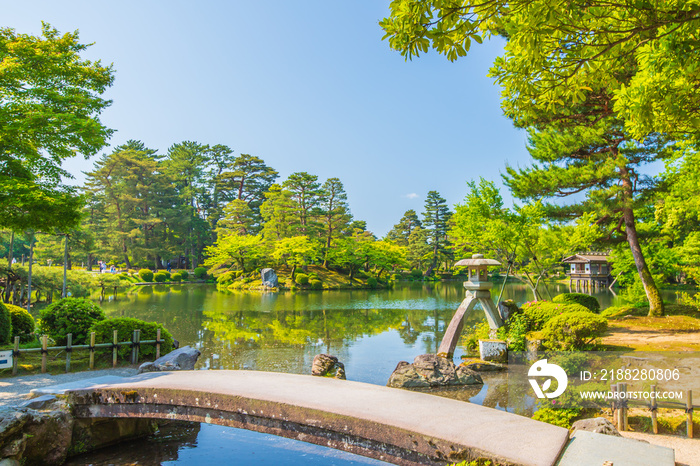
66,370,569,466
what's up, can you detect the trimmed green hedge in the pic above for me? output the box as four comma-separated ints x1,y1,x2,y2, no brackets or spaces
154,272,168,283
541,311,608,351
0,302,11,345
521,301,590,331
6,303,35,343
138,269,154,282
193,267,207,279
309,279,323,290
39,298,105,345
552,293,601,313
91,317,174,361
295,273,309,285
367,277,378,288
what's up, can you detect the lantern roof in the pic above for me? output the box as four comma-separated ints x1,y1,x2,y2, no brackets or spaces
454,253,501,267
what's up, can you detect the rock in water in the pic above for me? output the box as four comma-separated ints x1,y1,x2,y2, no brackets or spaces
387,354,483,388
311,354,346,380
570,418,622,437
261,268,279,288
138,346,201,374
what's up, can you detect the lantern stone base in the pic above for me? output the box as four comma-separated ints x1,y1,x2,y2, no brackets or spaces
479,339,507,364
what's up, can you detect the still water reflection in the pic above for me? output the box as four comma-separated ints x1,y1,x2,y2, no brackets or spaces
75,281,680,464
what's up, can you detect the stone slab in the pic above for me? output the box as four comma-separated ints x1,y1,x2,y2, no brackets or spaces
17,394,57,410
556,430,675,466
30,376,130,397
66,370,569,466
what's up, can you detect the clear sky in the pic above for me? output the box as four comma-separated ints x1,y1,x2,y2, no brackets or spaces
4,1,531,237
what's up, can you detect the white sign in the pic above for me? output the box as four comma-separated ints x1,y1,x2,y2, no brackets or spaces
0,350,12,369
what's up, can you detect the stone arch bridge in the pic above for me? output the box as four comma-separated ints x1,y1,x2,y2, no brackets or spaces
67,370,569,466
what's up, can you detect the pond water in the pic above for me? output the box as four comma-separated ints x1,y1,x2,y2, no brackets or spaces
67,281,684,464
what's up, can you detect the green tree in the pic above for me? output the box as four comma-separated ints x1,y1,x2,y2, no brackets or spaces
319,178,352,267
260,184,300,241
217,199,256,236
422,191,452,271
216,153,278,232
406,227,431,271
283,172,322,236
386,210,422,246
380,0,700,141
271,236,320,279
204,233,264,274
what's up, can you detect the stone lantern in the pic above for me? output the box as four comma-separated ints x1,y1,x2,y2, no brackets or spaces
437,253,504,358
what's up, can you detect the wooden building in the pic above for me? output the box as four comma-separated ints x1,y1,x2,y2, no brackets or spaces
562,253,612,291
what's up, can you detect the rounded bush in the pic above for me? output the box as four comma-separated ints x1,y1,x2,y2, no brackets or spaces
541,311,609,351
170,272,182,282
138,269,154,282
90,317,174,362
39,298,106,345
309,279,323,290
0,302,11,345
521,301,590,331
367,277,378,288
6,303,35,342
193,267,208,279
295,273,309,285
552,293,600,313
154,272,168,283
410,269,422,278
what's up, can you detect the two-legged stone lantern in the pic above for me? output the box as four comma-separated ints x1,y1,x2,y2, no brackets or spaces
437,254,504,358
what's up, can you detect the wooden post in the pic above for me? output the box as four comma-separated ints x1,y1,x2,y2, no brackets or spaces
156,328,161,360
65,333,72,373
687,390,694,439
112,329,118,368
131,329,138,364
41,335,48,373
12,336,19,375
621,383,628,431
89,332,96,370
611,384,619,427
651,384,658,434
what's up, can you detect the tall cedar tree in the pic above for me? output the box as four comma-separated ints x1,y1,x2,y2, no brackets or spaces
319,178,352,267
422,191,452,271
386,210,422,246
283,172,322,237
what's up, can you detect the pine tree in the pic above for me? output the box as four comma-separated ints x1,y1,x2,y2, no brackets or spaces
422,191,452,270
386,210,422,246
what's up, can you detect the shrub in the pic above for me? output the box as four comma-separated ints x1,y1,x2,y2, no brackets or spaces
367,277,378,288
532,405,582,428
193,267,207,279
0,302,11,345
521,301,590,331
462,322,491,351
138,269,154,282
309,279,323,290
541,311,609,351
170,272,182,282
91,317,174,361
154,272,168,283
552,293,600,313
6,303,35,343
295,273,309,285
410,269,422,279
497,313,528,352
39,298,106,345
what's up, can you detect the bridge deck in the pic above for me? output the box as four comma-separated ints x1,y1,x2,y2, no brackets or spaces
67,370,569,466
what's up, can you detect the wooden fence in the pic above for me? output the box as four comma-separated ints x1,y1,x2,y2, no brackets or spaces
9,329,163,375
611,383,696,438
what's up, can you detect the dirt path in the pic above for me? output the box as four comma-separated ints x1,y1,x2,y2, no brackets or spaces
602,323,700,351
620,431,700,466
0,367,139,406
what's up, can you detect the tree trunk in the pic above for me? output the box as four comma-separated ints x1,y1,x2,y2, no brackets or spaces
4,231,14,302
622,206,665,316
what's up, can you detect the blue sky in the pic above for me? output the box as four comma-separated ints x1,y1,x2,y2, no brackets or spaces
5,1,531,237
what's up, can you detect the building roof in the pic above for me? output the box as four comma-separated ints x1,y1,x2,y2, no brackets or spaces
562,253,609,264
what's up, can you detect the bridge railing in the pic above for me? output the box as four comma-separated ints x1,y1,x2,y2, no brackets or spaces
5,329,163,376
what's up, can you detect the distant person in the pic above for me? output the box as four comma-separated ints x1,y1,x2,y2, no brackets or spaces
110,265,116,274
167,261,171,273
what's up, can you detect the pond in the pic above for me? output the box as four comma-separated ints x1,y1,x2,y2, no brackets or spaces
67,281,684,464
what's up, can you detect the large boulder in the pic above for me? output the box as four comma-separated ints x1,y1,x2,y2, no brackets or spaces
570,417,622,437
311,354,346,380
0,402,73,466
138,346,201,374
387,354,483,389
261,268,279,288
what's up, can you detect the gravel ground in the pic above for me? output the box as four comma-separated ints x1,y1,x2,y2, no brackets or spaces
620,431,700,466
0,368,139,406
